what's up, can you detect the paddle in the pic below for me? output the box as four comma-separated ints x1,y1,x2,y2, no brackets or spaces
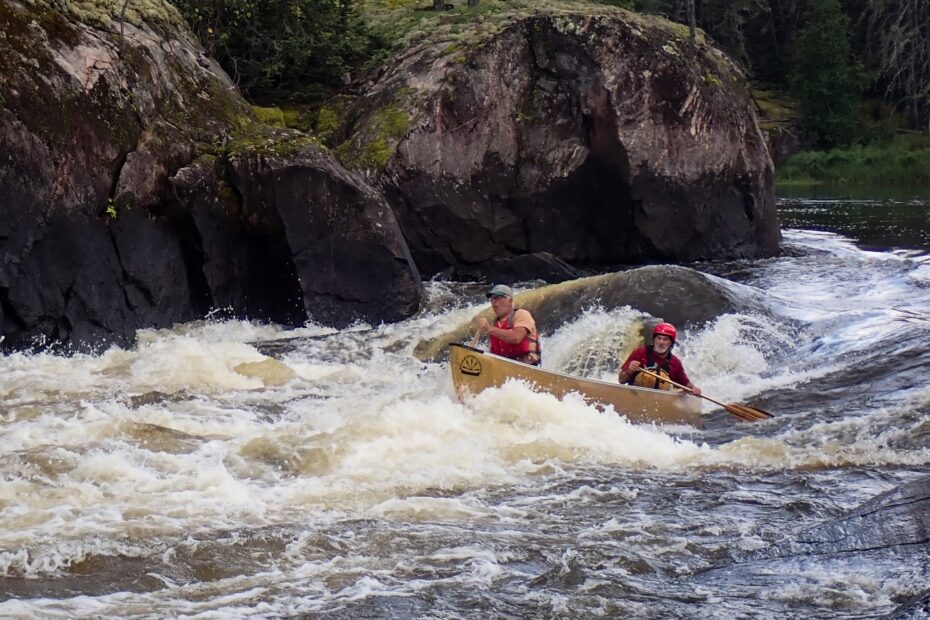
634,367,773,422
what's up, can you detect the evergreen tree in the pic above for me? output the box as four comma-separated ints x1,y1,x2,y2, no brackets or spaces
173,0,379,103
866,0,930,131
789,0,865,146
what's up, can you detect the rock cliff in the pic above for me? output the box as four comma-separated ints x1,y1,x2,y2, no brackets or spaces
1,1,780,352
0,0,420,350
334,9,780,279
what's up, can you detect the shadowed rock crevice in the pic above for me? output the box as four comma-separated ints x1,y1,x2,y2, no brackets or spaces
171,157,305,327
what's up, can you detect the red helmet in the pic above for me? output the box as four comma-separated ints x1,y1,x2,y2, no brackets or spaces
653,322,677,342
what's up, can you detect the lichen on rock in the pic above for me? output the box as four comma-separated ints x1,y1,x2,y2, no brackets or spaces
335,4,779,278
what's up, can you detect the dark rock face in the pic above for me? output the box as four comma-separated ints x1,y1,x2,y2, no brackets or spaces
0,0,209,349
346,13,780,278
172,139,421,328
0,1,421,350
447,251,585,284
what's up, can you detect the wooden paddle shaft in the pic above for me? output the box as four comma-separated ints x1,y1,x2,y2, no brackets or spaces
635,366,728,410
639,368,771,415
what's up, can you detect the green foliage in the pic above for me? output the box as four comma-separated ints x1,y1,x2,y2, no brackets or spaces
105,198,118,219
788,0,866,148
173,0,380,103
777,140,930,186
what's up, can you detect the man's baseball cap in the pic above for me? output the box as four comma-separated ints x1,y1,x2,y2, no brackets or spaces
486,284,514,299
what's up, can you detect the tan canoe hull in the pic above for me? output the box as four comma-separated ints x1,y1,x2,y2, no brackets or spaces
449,343,703,428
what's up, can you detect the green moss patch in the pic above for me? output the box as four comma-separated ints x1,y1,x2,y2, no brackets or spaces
315,97,356,144
335,103,410,172
252,106,287,128
360,0,631,57
225,122,319,158
753,88,798,126
54,0,187,34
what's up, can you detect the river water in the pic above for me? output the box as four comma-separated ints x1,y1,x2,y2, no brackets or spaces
1,189,929,618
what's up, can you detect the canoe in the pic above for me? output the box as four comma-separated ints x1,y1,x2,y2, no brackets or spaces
449,343,703,428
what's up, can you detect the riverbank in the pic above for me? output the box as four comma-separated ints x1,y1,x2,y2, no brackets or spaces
776,138,930,186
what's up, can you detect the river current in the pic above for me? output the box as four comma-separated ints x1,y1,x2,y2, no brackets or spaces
1,190,929,618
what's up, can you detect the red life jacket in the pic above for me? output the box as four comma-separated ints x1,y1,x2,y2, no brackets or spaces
490,310,541,365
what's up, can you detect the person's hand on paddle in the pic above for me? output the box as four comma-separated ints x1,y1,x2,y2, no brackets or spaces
470,317,490,346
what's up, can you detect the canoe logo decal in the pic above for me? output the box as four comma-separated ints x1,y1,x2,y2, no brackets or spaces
460,355,482,376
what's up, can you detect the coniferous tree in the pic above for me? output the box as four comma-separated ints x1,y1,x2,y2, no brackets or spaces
174,0,376,103
866,0,930,131
789,0,865,146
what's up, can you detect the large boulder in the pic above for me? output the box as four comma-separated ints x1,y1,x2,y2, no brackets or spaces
0,0,420,350
414,264,774,361
172,130,421,328
335,9,780,278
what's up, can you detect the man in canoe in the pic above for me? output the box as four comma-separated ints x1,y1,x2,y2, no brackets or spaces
617,322,702,395
475,284,541,366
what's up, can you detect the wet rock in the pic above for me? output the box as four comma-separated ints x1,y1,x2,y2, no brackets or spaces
415,264,772,360
742,474,930,561
695,474,930,613
0,2,240,350
448,251,584,284
339,11,780,278
223,133,421,328
170,135,422,329
0,1,421,351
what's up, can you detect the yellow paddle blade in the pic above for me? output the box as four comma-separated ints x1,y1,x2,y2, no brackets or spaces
724,403,773,422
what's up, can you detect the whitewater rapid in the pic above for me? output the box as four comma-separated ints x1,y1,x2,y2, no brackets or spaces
1,213,929,617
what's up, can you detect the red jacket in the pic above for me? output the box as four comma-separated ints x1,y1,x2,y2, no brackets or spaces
621,346,690,386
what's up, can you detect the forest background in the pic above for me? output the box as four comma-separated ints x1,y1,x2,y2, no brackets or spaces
169,0,930,185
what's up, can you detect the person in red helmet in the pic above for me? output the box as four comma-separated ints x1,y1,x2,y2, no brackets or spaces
617,322,702,395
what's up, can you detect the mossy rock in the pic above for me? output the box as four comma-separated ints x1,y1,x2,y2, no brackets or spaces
53,0,188,36
332,93,412,172
225,123,318,158
315,99,352,144
752,88,798,124
252,106,287,128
